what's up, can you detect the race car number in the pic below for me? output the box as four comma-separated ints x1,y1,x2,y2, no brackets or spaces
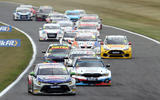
50,85,60,88
87,77,97,81
112,51,120,54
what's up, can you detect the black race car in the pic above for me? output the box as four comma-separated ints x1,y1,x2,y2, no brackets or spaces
36,6,53,21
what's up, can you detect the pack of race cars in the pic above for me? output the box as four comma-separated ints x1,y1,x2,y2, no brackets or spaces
13,5,132,95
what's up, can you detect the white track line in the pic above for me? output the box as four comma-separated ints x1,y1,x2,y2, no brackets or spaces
0,21,37,97
103,24,160,44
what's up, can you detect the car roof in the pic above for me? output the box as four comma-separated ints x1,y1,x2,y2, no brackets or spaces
16,7,30,10
106,35,126,38
39,6,53,9
43,23,60,27
49,43,69,47
19,5,33,8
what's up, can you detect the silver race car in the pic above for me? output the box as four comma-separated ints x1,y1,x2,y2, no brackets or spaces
28,63,76,95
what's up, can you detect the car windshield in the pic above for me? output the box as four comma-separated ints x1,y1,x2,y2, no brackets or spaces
66,12,80,15
17,9,30,13
105,36,128,45
59,23,72,27
39,9,52,13
78,26,97,29
75,36,97,41
52,18,69,21
44,26,59,29
81,19,99,22
64,33,75,38
75,61,104,67
70,54,95,59
37,68,68,75
48,48,69,54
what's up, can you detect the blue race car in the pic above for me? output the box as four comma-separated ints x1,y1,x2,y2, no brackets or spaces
65,10,86,22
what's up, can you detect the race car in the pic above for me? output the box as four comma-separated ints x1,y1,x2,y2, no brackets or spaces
19,5,36,16
57,21,74,32
64,48,96,67
70,56,111,86
28,63,76,95
42,44,70,63
13,7,33,21
46,13,69,23
101,35,132,58
65,10,85,22
39,23,63,41
71,33,101,54
76,24,100,37
77,16,102,30
80,14,99,19
36,6,53,21
60,31,77,44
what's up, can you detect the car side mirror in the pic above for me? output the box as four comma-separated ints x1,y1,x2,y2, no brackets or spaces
106,64,110,67
129,42,132,45
100,41,104,45
42,50,46,53
30,71,36,77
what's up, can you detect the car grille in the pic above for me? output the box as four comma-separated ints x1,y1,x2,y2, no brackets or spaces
52,59,65,62
81,73,102,77
20,15,28,19
80,46,92,49
108,50,124,55
70,18,78,22
82,81,102,84
40,85,70,93
47,33,57,38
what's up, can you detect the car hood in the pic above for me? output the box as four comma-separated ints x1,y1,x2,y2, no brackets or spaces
105,45,129,50
75,67,108,74
37,75,71,83
77,41,95,46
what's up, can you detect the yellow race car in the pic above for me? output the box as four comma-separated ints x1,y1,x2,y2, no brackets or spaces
101,35,132,59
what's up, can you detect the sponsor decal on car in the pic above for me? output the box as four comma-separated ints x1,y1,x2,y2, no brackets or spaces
0,39,21,47
0,26,12,32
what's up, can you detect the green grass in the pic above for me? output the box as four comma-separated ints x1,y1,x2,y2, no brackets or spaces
1,0,160,41
0,24,33,91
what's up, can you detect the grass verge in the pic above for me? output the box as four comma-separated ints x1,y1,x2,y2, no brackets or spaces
0,24,33,91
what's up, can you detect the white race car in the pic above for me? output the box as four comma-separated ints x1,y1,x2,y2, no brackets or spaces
28,63,76,95
64,48,96,67
76,24,100,37
46,13,69,23
77,17,102,30
58,21,74,32
13,7,33,21
70,56,111,86
71,33,101,54
39,23,63,41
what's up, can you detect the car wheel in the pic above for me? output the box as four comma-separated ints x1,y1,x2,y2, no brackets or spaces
31,82,35,95
28,81,31,93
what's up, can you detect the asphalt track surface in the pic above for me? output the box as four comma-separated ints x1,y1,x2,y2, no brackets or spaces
1,2,160,100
